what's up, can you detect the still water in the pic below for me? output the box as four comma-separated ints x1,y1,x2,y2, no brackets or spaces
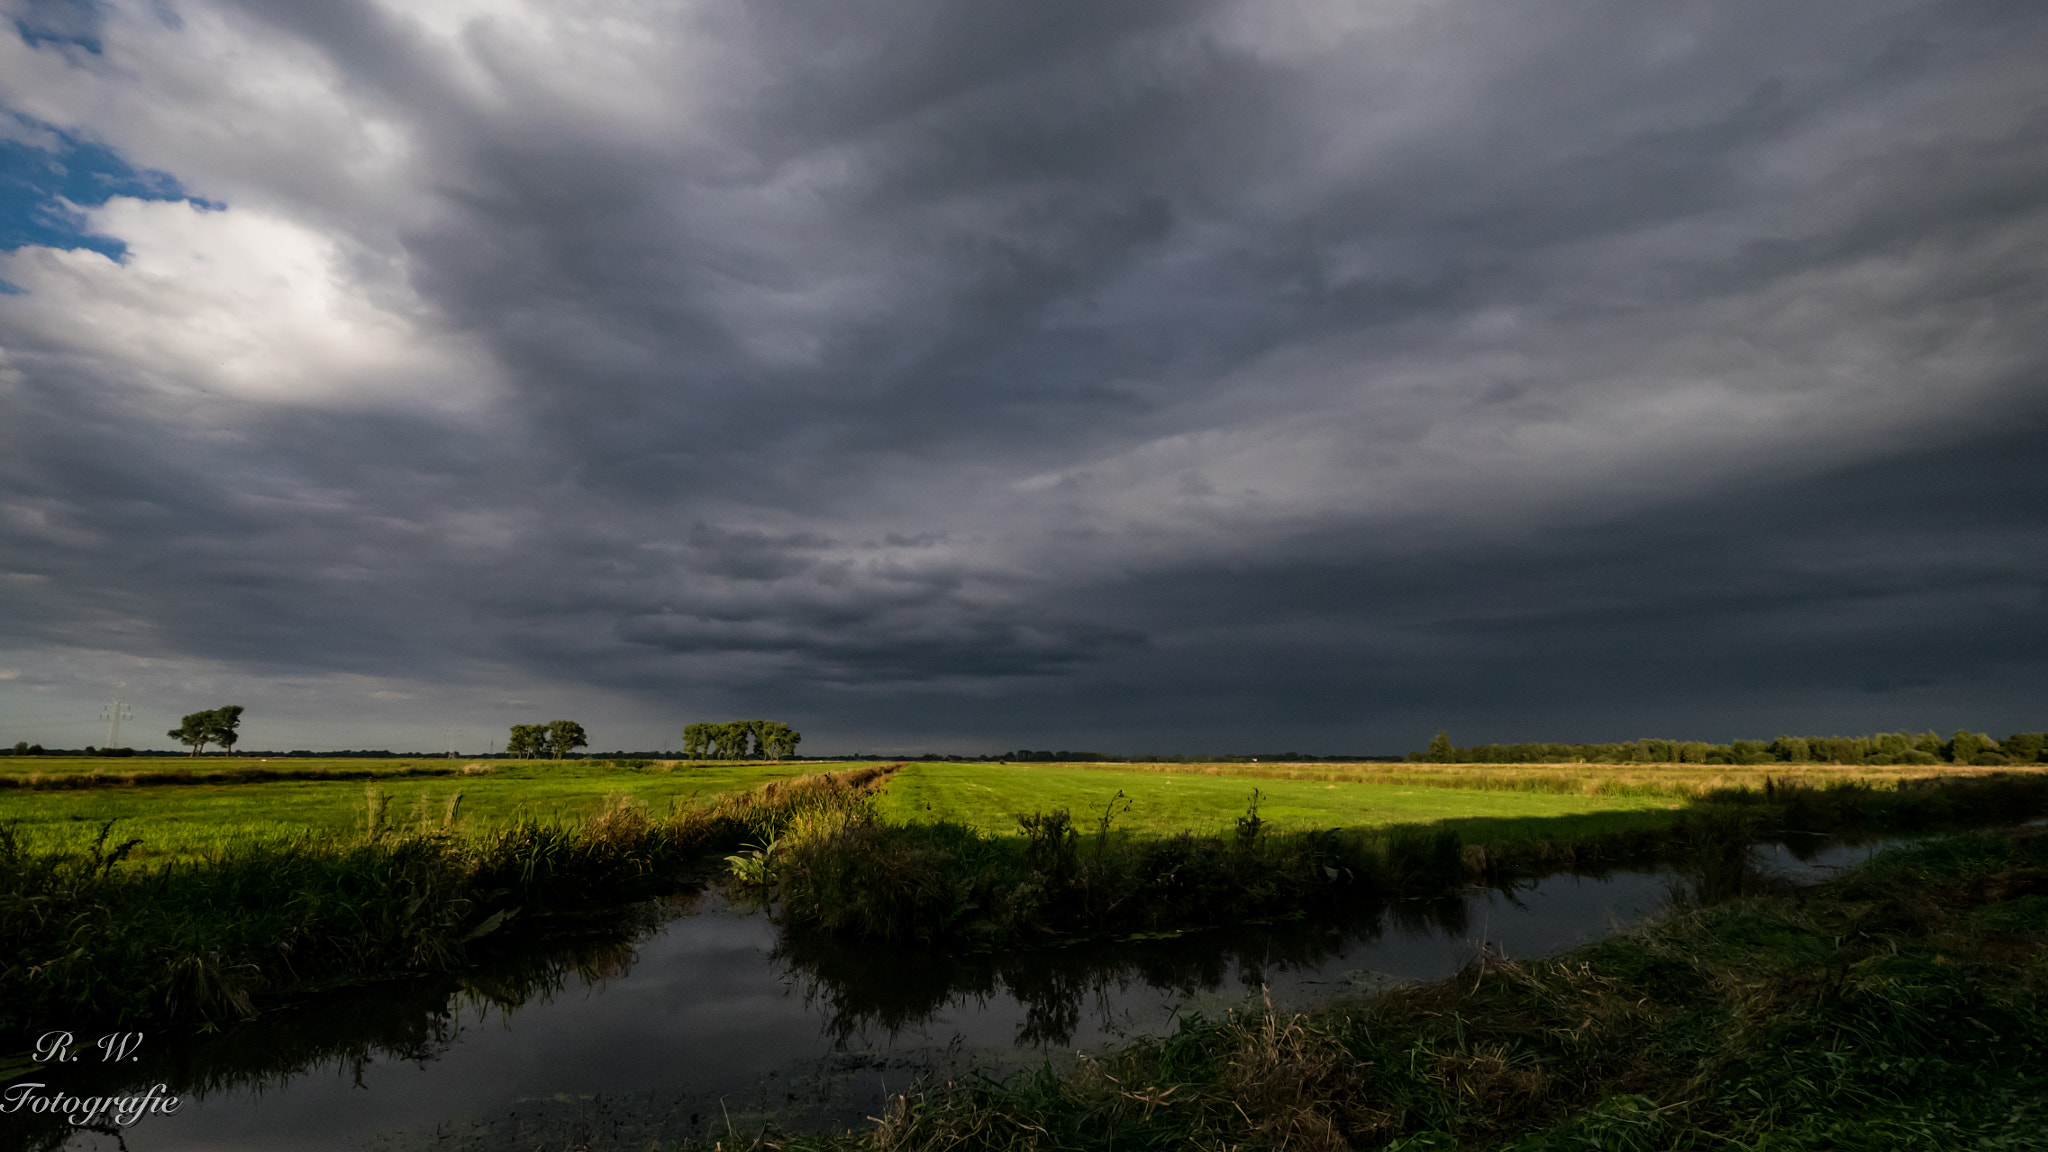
23,838,1887,1152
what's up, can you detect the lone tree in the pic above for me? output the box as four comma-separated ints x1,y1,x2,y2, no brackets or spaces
169,705,244,756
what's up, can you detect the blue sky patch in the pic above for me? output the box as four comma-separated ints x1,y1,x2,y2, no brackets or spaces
0,113,218,263
14,0,104,56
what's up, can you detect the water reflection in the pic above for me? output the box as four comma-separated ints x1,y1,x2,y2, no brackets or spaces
24,837,1897,1152
12,901,677,1152
775,892,1473,1050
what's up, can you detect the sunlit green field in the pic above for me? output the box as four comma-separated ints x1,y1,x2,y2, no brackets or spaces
0,755,463,781
2,756,1727,863
0,759,828,859
875,761,1684,842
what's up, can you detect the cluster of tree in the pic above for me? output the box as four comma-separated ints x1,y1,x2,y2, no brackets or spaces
506,720,590,760
167,706,245,756
1412,729,2048,766
680,720,801,760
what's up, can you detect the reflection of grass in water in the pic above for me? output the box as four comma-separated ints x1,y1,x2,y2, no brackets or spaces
759,829,2048,1152
774,890,1478,1051
3,908,667,1152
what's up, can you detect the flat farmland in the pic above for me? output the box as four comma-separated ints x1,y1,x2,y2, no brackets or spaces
1016,758,2037,797
7,754,2028,863
874,760,1687,841
0,758,829,859
0,755,489,782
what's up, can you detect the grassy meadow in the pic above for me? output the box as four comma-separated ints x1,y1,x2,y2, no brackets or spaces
3,755,2035,863
875,761,1687,844
1012,757,2038,797
0,757,823,860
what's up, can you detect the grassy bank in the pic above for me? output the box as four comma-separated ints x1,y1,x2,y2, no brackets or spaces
718,826,2048,1151
757,772,2048,945
0,766,897,1039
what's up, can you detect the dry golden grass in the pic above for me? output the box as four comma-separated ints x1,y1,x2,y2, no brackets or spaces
1045,759,2039,800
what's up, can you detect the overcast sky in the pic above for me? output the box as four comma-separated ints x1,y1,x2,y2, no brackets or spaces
2,0,2045,756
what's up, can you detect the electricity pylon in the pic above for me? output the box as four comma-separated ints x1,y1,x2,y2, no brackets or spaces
99,699,132,748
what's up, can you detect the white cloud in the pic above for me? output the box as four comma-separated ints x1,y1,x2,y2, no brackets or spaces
0,197,499,410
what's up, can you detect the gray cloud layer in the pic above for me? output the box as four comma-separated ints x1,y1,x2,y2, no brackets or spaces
2,0,2045,752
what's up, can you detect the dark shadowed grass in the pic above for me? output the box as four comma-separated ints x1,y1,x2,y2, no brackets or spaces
691,827,2048,1152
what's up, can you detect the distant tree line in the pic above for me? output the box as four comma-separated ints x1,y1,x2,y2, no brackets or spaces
506,720,590,760
3,706,246,756
1411,729,2048,766
681,720,801,760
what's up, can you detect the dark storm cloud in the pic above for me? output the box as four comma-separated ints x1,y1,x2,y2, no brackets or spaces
2,0,2047,750
810,422,2048,751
